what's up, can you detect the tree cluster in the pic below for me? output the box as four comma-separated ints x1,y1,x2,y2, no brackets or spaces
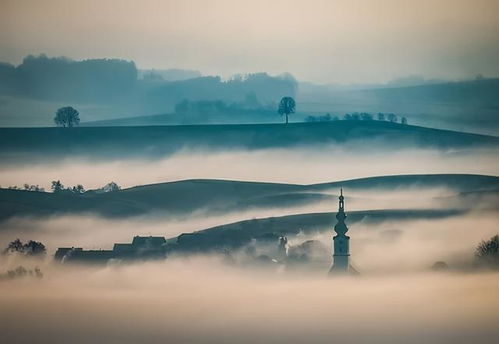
5,181,122,194
5,184,44,191
306,111,408,124
164,73,296,107
51,180,85,194
174,93,271,116
3,239,46,257
0,54,137,102
0,266,43,280
50,181,122,194
305,113,338,122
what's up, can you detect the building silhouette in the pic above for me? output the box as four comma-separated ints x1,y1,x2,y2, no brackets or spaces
54,235,167,264
329,189,352,274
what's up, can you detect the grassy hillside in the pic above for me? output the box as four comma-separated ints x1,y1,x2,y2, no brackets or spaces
298,78,499,135
171,209,464,253
1,174,497,222
82,109,278,126
362,78,499,108
0,121,497,162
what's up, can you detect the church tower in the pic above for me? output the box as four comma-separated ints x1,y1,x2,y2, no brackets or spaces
329,189,350,274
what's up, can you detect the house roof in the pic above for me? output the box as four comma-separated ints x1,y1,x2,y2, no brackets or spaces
132,236,166,247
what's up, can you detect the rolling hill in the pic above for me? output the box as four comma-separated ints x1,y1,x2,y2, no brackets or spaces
0,121,498,162
298,78,499,135
171,208,465,253
1,174,497,223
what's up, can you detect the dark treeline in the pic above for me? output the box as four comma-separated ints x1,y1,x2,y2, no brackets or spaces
145,73,297,111
175,96,266,115
0,55,137,103
2,181,120,194
0,55,297,111
306,112,408,124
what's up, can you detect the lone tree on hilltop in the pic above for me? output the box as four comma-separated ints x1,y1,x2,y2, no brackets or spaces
278,97,295,124
54,106,80,127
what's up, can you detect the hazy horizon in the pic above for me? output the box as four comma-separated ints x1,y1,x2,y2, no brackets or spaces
2,0,499,84
1,2,498,343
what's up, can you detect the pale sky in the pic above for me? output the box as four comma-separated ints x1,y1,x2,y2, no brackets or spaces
1,0,499,83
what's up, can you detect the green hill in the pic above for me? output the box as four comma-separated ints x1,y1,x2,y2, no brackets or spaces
1,174,497,222
172,208,465,253
0,121,497,162
298,78,499,135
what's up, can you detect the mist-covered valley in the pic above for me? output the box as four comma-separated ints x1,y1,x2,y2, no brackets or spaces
1,216,499,344
0,117,498,344
2,1,499,341
0,136,497,276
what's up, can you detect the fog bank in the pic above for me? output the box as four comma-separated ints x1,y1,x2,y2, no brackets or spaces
0,257,498,343
1,146,498,190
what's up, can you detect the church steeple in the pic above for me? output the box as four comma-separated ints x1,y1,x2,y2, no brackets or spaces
330,189,350,274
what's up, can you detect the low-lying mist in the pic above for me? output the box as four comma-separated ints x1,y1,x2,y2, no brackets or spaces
1,209,496,272
1,145,498,190
1,133,498,343
0,256,498,344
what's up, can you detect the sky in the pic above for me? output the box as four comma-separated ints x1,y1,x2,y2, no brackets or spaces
1,0,499,83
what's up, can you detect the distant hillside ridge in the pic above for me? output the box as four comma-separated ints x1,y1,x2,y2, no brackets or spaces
171,208,465,253
1,173,497,222
297,77,499,135
0,121,497,161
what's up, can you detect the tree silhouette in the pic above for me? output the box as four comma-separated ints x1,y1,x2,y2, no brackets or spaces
23,240,47,256
54,106,80,127
387,113,398,123
51,180,64,193
4,239,23,254
3,239,46,257
277,97,295,124
475,234,499,268
71,184,85,194
360,112,373,121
